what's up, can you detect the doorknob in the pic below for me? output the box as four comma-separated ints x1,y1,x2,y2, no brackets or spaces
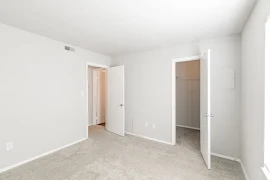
120,104,125,107
203,113,208,117
211,114,214,117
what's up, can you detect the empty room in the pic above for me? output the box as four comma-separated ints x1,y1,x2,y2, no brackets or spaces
0,0,270,180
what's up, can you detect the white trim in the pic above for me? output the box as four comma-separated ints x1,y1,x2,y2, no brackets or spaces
176,125,200,130
172,61,176,145
172,55,201,63
264,17,270,180
240,161,250,180
0,138,87,173
171,55,200,145
211,152,240,162
122,66,125,136
86,62,109,138
262,166,270,180
211,153,249,180
86,62,110,69
125,132,173,145
206,49,211,169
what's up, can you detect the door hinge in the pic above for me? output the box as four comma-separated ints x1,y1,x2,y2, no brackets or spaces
204,114,214,117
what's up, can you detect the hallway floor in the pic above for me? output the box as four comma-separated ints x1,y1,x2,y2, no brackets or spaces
0,126,245,180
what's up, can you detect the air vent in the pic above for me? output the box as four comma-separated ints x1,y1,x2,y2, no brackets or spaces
65,46,75,52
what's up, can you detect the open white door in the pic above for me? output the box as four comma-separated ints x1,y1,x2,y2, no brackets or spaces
106,65,125,136
200,49,211,169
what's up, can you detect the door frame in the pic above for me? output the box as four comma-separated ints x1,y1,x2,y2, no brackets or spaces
171,55,200,145
85,62,109,138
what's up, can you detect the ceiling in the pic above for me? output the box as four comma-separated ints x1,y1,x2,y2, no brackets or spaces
0,0,256,55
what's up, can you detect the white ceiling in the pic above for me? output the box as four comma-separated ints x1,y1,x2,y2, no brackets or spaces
0,0,256,55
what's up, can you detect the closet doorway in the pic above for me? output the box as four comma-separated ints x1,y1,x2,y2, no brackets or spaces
176,60,200,130
172,50,212,169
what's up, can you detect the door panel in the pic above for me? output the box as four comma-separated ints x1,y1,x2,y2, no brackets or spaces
200,49,211,169
106,65,125,136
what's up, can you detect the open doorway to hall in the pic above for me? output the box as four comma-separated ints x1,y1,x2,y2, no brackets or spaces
87,64,125,137
88,66,107,127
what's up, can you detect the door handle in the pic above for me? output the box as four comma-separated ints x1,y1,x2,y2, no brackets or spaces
120,104,125,107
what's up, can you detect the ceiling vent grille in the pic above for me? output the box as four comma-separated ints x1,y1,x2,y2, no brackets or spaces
65,46,75,52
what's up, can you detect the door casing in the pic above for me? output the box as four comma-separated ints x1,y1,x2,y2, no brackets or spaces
86,62,109,138
171,52,211,169
171,55,201,145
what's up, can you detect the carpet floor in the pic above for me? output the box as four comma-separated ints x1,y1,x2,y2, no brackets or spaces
0,126,245,180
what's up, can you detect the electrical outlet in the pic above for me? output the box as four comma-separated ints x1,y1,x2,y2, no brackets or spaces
145,122,148,127
152,124,156,129
6,142,13,151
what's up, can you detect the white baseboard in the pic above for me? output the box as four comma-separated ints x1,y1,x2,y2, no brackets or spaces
126,134,248,180
176,125,200,130
211,153,249,180
262,166,270,180
0,138,87,174
211,152,240,162
0,136,250,180
240,160,250,180
125,132,173,145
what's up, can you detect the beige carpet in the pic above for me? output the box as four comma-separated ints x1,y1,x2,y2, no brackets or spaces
0,126,245,180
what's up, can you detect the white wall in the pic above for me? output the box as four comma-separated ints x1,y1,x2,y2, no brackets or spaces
0,23,111,171
112,35,241,158
241,0,270,179
112,43,198,143
176,60,200,129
